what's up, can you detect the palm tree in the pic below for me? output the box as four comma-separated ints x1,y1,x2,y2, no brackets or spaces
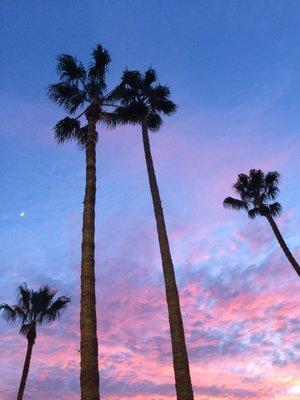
224,169,300,276
47,44,114,400
0,284,70,400
112,69,194,400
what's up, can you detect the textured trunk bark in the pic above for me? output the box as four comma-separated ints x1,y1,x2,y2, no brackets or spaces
80,110,100,400
141,122,194,400
266,214,300,277
17,339,34,400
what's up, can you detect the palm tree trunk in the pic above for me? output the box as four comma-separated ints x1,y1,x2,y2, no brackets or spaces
141,122,194,400
80,108,100,400
17,339,34,400
266,214,300,277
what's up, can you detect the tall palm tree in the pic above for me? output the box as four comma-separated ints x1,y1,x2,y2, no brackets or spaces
224,169,300,276
112,69,194,400
0,284,70,400
47,44,114,400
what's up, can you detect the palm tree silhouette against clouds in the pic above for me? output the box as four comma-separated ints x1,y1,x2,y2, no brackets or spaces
0,284,70,400
112,68,194,400
47,44,116,400
224,169,300,277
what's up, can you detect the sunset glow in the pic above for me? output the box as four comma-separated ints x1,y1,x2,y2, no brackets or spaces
1,1,300,399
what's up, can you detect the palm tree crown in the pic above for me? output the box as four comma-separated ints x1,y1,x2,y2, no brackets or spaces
0,284,70,341
47,44,113,147
112,68,177,129
223,169,281,219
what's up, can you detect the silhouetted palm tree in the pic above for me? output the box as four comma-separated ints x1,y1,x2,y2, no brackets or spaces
0,284,70,400
224,169,300,276
47,44,115,400
112,69,194,400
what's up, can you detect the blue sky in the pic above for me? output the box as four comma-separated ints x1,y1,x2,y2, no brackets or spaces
1,1,300,399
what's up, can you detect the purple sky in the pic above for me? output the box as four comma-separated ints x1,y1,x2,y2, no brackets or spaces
1,1,300,399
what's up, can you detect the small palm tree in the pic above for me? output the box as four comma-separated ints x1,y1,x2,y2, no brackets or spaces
112,69,194,400
0,284,70,400
47,44,115,400
224,169,300,276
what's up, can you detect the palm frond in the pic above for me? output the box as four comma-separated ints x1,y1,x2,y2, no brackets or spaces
151,97,177,115
88,44,111,88
147,113,163,131
233,174,250,199
56,54,86,83
269,202,282,218
85,82,105,102
266,184,279,201
113,107,139,125
100,111,118,129
20,323,31,337
36,285,56,313
248,207,261,219
223,197,248,211
54,117,81,144
0,304,17,323
249,169,265,192
265,171,280,186
121,69,142,88
119,88,139,106
76,126,89,149
112,71,142,105
143,68,157,85
147,84,177,115
18,284,31,313
13,306,28,323
104,84,138,106
265,171,280,201
106,85,122,102
73,125,98,149
30,291,44,320
43,296,70,323
114,103,147,125
47,83,86,114
103,87,121,104
149,84,170,100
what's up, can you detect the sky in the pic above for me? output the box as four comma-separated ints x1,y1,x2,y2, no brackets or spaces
1,1,300,399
